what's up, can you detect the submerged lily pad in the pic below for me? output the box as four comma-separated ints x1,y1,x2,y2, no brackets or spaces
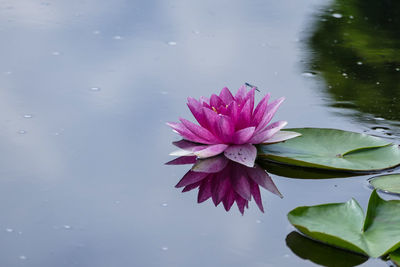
369,174,400,195
288,190,400,258
258,128,400,172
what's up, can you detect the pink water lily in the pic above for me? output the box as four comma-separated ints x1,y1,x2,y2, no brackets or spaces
167,85,300,167
167,155,282,214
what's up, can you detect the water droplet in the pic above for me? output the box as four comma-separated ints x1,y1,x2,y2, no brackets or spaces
332,13,343,18
161,203,168,207
23,114,33,118
302,72,316,77
113,35,122,40
161,246,168,251
167,41,177,46
63,225,71,230
6,228,13,232
357,61,363,65
52,51,60,56
18,130,26,134
90,87,101,91
19,255,27,260
93,30,101,35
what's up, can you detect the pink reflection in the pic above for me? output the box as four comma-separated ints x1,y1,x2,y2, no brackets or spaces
167,155,282,214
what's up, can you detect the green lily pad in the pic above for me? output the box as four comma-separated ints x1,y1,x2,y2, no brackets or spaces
390,249,400,266
288,190,400,258
369,174,400,195
258,128,400,172
286,231,368,267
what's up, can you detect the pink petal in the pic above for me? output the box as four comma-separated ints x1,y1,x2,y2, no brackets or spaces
236,98,252,129
234,85,247,105
202,107,220,133
215,115,235,143
230,165,251,201
226,101,239,124
232,127,256,144
219,87,234,105
260,130,301,144
198,177,212,203
245,88,255,114
179,118,220,143
175,171,209,188
222,190,235,211
252,93,270,125
235,192,247,214
172,140,200,150
255,97,285,132
212,175,231,205
250,180,264,212
199,96,210,106
194,144,229,158
191,156,229,173
224,144,257,167
165,156,197,165
167,122,211,144
210,94,224,109
182,181,202,192
187,97,208,128
247,165,282,198
250,121,287,144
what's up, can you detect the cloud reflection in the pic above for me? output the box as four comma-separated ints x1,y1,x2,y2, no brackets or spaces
167,153,282,214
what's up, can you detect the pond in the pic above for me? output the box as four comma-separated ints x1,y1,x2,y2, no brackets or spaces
0,0,399,266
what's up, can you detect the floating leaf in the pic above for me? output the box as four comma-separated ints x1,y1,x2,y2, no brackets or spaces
288,190,400,258
369,174,400,195
286,231,368,267
390,249,400,266
258,128,400,172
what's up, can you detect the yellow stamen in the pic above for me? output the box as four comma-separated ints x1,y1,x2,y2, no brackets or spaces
212,106,217,113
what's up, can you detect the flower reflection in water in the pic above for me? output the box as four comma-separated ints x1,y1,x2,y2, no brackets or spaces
167,153,282,214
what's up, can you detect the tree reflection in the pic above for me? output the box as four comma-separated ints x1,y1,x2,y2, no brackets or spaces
307,0,400,125
167,155,282,214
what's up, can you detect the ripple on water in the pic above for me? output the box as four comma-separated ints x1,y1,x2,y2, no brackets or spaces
332,13,343,18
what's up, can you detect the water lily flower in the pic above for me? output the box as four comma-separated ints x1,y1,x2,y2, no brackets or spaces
167,85,300,167
167,155,282,214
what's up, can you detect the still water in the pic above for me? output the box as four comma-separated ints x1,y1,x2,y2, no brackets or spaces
0,0,398,266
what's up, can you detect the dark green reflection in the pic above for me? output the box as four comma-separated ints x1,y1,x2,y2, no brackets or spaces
307,0,400,123
286,231,368,267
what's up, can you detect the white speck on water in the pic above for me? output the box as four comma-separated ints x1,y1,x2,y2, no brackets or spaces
161,91,168,95
161,246,168,251
349,15,354,19
18,130,26,134
332,13,343,18
19,255,27,260
376,82,380,85
342,73,348,77
283,254,290,258
93,30,101,35
63,225,71,230
357,61,363,65
256,219,262,224
375,117,385,121
396,68,400,71
167,41,177,46
113,35,122,40
52,51,60,56
6,228,13,233
23,114,33,118
161,203,168,207
302,72,316,77
90,87,101,91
